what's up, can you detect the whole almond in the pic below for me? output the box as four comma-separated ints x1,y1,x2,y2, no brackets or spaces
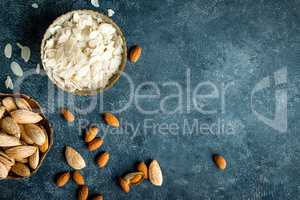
39,126,49,153
96,151,109,168
129,46,142,63
65,146,86,170
103,113,119,128
61,108,75,122
19,124,34,145
56,172,71,187
124,172,144,185
92,195,103,200
213,154,227,170
0,116,21,138
0,151,15,168
11,162,30,177
87,138,104,152
15,98,32,111
78,185,89,200
2,97,17,112
73,170,85,185
84,127,98,143
10,110,43,124
24,124,46,145
5,145,36,160
29,150,39,169
0,161,9,178
119,177,130,193
0,133,21,147
137,162,148,179
149,160,163,186
0,106,6,119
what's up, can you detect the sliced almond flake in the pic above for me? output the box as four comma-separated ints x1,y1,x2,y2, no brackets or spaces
5,76,13,90
91,0,100,7
4,43,12,59
16,43,31,62
10,61,23,77
36,63,41,74
31,3,39,8
107,9,115,17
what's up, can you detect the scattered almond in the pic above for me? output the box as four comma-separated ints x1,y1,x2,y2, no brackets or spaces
78,185,89,200
24,124,46,145
5,145,37,160
213,154,227,170
119,177,130,193
124,172,144,185
56,172,71,187
10,110,43,124
2,97,17,112
0,116,21,138
103,113,119,128
73,170,85,185
129,45,142,63
0,133,21,147
84,127,98,143
65,146,86,170
15,98,32,111
137,162,148,179
87,138,104,152
11,162,30,177
96,151,109,168
61,108,75,122
149,160,163,186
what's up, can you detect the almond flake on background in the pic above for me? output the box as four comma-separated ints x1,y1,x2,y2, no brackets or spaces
4,43,12,59
5,76,13,90
36,63,41,74
91,0,100,7
16,43,31,62
31,3,39,8
10,61,23,77
107,9,115,17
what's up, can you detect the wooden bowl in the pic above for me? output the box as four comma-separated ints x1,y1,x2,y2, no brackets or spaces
41,10,127,96
0,93,53,179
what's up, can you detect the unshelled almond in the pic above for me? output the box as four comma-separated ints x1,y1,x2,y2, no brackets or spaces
61,108,75,122
5,145,36,160
103,113,119,128
20,124,34,144
0,151,15,168
119,177,130,193
10,110,43,124
137,162,148,179
73,170,85,185
39,126,49,153
87,138,104,152
149,160,163,186
129,46,142,63
29,150,39,169
124,172,144,185
2,97,17,112
84,127,98,143
24,124,46,145
213,154,226,170
96,151,109,168
56,172,71,187
78,185,89,200
0,116,21,138
65,146,86,170
92,195,103,200
0,133,21,147
11,162,30,177
15,98,32,111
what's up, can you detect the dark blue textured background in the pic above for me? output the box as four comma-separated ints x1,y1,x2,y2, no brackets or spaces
0,0,299,199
